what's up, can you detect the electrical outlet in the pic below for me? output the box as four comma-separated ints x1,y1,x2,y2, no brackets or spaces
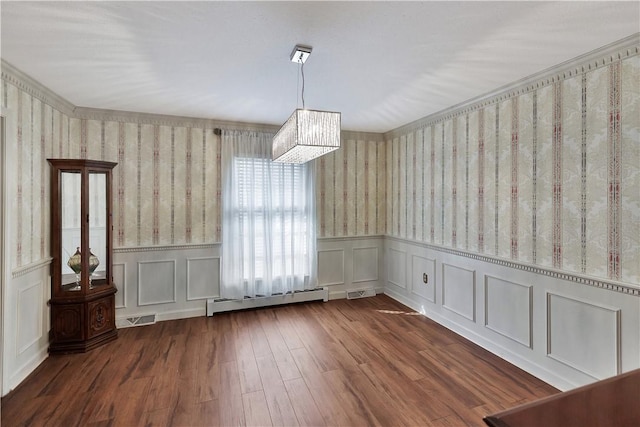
422,273,428,284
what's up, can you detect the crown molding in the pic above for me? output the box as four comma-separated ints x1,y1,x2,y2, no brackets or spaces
2,60,385,140
73,106,282,133
5,31,635,143
73,107,385,141
1,59,75,116
385,33,640,139
341,130,385,142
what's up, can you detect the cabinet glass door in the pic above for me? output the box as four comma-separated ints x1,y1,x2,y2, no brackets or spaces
89,171,108,288
61,171,82,291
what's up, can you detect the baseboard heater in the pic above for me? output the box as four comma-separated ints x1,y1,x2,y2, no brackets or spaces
206,287,329,316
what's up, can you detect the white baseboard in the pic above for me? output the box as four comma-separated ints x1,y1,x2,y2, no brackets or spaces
328,290,347,300
207,287,329,316
384,288,578,391
156,307,206,322
5,347,48,396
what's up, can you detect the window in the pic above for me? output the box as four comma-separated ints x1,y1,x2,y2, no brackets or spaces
234,157,309,284
220,130,317,300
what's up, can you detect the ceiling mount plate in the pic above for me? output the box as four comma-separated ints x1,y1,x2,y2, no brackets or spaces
290,45,312,63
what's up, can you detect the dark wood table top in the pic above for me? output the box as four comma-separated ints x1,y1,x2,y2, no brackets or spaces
484,368,640,427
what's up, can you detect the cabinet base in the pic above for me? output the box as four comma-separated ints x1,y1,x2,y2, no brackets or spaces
49,329,118,355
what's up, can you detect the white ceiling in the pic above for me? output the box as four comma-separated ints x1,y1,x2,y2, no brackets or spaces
1,1,638,133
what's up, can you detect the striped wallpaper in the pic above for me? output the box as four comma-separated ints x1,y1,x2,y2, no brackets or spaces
3,80,222,268
111,123,220,248
2,41,638,287
2,79,386,270
316,139,387,237
385,54,640,285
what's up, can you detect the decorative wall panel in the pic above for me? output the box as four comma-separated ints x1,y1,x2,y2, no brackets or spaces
112,262,126,308
484,276,532,347
411,255,436,303
137,260,176,306
442,263,475,321
17,280,43,353
317,249,345,286
186,257,220,300
317,236,384,300
352,247,379,283
547,293,620,379
387,248,406,289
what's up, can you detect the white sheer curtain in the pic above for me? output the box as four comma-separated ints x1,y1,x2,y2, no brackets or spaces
220,129,317,300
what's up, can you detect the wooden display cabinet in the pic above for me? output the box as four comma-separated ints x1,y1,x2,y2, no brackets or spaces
48,159,118,354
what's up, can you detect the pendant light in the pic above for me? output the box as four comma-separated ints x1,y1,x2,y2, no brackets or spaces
272,45,341,164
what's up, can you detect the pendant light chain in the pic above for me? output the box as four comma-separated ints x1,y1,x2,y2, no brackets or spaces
301,60,306,109
296,62,300,109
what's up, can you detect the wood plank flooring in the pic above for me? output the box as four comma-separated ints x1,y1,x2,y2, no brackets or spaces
1,295,558,426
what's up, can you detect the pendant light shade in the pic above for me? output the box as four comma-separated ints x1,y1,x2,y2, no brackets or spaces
272,44,341,164
272,109,341,163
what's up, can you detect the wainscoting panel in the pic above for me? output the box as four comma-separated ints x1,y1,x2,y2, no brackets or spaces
352,247,379,283
137,260,176,306
17,280,43,354
383,236,639,391
112,263,126,309
112,239,383,322
113,245,218,325
186,257,220,300
317,249,345,286
484,276,532,348
547,293,620,379
3,261,50,396
317,236,384,299
442,263,476,321
387,248,407,289
411,255,436,303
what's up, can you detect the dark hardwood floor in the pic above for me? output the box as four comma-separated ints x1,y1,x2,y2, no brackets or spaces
1,295,558,426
